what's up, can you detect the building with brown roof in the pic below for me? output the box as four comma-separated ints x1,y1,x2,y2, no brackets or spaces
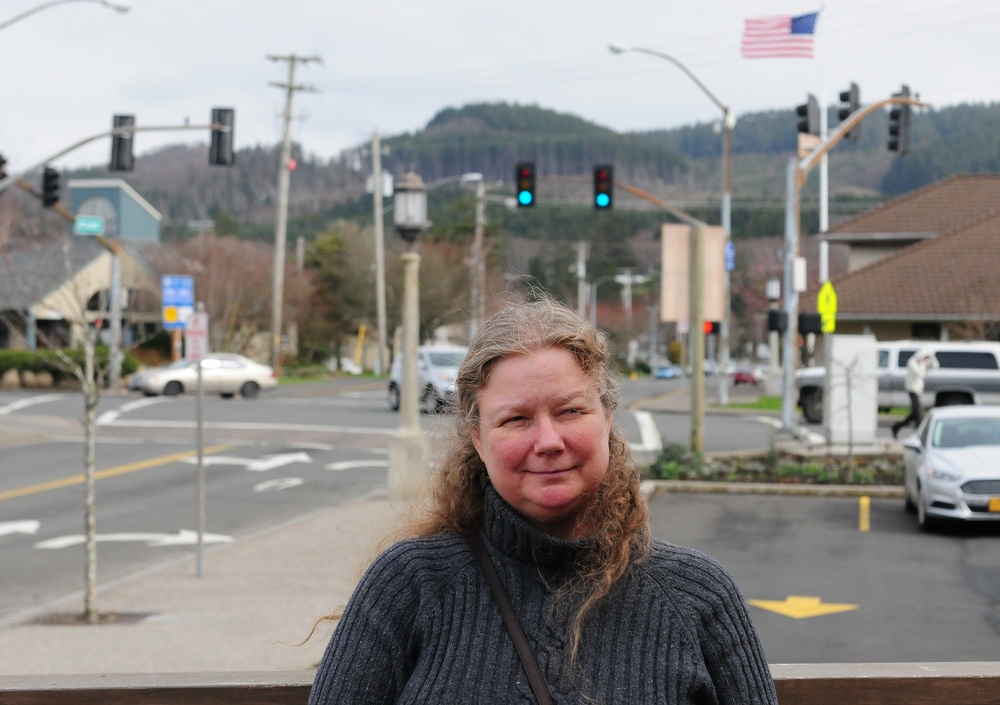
808,174,1000,341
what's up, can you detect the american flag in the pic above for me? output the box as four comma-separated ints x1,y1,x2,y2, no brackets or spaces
741,12,819,59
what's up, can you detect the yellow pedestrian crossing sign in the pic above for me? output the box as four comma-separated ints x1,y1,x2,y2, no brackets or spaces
817,281,837,333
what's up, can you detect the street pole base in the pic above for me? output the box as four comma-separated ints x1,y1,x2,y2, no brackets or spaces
388,430,429,501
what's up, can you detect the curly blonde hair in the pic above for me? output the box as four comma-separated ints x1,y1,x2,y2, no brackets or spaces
412,297,651,653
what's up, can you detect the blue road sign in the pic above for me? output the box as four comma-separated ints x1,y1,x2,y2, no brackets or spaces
161,274,194,330
725,241,736,272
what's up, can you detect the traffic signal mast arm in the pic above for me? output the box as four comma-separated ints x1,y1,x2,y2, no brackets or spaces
797,95,931,181
0,119,231,194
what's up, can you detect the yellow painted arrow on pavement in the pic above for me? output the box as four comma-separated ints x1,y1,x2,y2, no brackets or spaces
749,595,858,619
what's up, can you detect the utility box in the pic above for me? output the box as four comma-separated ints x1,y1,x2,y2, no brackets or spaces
824,334,878,446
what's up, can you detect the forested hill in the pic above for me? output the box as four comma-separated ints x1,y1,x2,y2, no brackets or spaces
58,100,1000,239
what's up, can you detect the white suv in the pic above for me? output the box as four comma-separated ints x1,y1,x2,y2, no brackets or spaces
387,345,468,413
797,339,1000,423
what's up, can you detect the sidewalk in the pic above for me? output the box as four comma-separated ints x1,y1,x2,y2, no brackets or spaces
0,491,404,676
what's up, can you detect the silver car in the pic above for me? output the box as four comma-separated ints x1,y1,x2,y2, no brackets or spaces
902,405,1000,530
387,345,468,413
126,353,278,399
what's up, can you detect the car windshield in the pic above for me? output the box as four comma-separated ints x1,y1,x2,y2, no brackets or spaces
932,417,1000,448
166,359,196,370
428,351,465,367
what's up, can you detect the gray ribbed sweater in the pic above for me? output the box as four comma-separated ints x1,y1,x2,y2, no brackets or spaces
309,488,777,704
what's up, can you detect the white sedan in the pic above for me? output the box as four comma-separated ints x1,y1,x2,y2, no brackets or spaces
126,353,278,399
902,405,1000,530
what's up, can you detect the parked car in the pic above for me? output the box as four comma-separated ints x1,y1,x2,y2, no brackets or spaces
653,364,681,380
797,339,1000,423
733,367,763,386
388,345,468,413
126,353,277,399
902,405,1000,530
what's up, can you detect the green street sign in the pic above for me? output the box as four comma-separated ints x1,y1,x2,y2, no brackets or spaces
73,215,105,236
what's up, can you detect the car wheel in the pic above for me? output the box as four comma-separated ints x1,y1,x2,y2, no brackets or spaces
163,381,183,396
387,384,400,411
903,485,916,514
916,491,937,532
240,381,260,399
801,389,823,424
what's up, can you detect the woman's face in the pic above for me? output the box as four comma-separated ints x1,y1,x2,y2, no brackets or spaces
471,346,611,539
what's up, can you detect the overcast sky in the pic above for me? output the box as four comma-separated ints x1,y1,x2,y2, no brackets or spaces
2,0,996,175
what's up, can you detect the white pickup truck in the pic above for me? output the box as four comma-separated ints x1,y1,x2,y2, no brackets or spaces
796,340,1000,424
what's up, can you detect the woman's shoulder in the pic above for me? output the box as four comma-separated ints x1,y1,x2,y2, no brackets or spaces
640,539,742,598
362,533,476,587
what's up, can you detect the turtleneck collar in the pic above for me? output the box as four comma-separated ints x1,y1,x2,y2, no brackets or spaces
481,485,594,569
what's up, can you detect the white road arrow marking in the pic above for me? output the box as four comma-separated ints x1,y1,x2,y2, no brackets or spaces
630,411,663,453
35,530,233,550
182,451,312,472
253,477,304,492
0,520,41,538
0,394,69,415
97,397,169,425
325,460,389,472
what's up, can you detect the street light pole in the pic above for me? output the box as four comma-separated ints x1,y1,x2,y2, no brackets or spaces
0,0,128,31
388,171,430,500
609,42,735,405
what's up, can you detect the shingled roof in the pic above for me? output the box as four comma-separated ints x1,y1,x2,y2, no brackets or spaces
824,174,1000,240
797,174,1000,320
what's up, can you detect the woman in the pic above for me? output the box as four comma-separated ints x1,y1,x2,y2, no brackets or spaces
309,299,777,705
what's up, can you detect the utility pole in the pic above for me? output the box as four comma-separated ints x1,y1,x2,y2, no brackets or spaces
470,178,486,339
371,131,389,374
575,242,588,319
267,53,321,374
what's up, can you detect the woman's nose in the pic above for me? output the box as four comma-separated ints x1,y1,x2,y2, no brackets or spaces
533,414,565,453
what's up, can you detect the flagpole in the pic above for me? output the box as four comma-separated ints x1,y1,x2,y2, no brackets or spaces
818,3,829,284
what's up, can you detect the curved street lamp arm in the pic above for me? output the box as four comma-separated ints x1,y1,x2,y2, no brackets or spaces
0,0,128,32
619,46,729,118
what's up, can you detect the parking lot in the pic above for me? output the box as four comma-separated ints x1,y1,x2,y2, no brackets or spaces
647,491,1000,663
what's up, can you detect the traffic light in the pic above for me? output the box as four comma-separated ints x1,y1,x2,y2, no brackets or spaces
838,82,861,143
515,162,535,207
210,107,235,166
798,312,822,335
110,114,135,172
888,85,911,156
703,321,719,335
767,310,788,333
796,94,819,136
593,164,613,209
42,167,59,208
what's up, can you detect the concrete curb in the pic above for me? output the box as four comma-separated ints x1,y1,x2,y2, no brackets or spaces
641,479,904,498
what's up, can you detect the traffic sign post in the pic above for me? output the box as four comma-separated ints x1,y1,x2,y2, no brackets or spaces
184,311,209,361
185,306,209,577
161,274,195,330
162,274,194,361
818,281,838,333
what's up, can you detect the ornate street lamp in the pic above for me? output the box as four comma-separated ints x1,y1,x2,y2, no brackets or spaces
388,171,430,499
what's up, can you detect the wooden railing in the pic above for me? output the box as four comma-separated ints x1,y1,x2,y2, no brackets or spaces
1,663,998,704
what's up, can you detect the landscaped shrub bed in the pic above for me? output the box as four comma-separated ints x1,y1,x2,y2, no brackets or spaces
0,347,138,386
648,443,904,485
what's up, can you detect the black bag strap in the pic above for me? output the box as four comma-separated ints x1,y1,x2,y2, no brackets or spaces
465,531,554,705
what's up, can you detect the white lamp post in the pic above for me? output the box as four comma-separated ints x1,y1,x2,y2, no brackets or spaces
388,171,430,500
